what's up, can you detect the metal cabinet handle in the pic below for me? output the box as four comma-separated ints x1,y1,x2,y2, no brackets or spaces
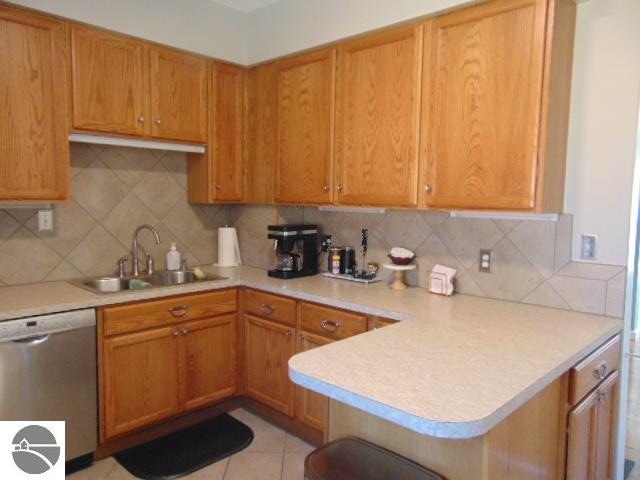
171,329,179,337
260,303,274,315
323,185,330,193
298,334,305,341
181,328,189,335
285,330,293,337
424,184,433,192
154,118,161,125
594,363,607,380
215,183,223,190
322,319,341,331
169,305,189,318
337,184,343,192
138,116,145,124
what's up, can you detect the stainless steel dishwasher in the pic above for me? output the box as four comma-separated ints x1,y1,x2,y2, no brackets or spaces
0,309,97,462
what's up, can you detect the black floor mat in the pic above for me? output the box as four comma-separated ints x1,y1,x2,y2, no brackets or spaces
114,413,254,480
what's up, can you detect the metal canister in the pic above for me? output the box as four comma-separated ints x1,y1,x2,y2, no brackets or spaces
328,247,344,274
341,246,356,275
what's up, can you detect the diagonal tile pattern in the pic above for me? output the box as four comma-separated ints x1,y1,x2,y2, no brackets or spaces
230,206,627,317
0,146,230,284
65,409,314,480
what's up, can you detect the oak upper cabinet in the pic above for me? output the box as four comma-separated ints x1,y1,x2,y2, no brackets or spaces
245,63,278,204
245,314,296,416
70,26,148,136
188,62,244,203
102,326,180,439
295,332,334,430
0,6,69,201
566,371,619,480
420,0,575,211
149,46,208,142
181,314,237,411
334,25,423,207
275,49,336,204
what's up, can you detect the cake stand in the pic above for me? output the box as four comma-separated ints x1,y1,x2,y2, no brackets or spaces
382,263,416,290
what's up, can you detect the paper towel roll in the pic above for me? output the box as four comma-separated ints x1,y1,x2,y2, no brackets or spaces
216,227,242,267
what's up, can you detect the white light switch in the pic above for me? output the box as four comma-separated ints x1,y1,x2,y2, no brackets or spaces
38,210,54,231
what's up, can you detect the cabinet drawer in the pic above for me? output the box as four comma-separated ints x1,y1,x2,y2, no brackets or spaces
569,335,621,405
102,289,237,336
244,289,296,326
299,302,367,340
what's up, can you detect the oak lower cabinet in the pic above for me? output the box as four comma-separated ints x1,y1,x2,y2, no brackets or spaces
0,5,70,201
99,290,237,441
180,314,237,411
245,314,296,416
419,0,575,211
102,325,181,439
295,332,334,430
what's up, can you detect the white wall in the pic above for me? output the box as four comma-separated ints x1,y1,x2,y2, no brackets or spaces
246,0,472,64
8,0,249,64
564,0,640,265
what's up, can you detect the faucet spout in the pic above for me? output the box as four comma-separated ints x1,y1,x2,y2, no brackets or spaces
131,224,162,276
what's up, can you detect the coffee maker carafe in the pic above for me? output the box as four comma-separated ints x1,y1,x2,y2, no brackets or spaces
268,224,319,279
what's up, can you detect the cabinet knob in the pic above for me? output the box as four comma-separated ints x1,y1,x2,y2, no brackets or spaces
298,334,305,341
593,363,607,380
337,184,343,192
154,118,161,125
424,184,433,192
285,330,293,337
181,328,189,335
323,185,330,193
171,329,179,337
138,116,145,124
215,183,223,190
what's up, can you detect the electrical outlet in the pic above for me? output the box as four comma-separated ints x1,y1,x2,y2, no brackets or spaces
37,210,54,232
580,234,598,261
479,249,493,273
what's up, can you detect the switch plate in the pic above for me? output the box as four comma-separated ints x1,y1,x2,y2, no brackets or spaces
37,209,54,231
479,249,493,273
580,234,598,261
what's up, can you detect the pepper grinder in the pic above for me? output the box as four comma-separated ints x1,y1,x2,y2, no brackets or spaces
360,228,368,278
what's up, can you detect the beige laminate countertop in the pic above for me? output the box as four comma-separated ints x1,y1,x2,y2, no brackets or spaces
0,266,622,439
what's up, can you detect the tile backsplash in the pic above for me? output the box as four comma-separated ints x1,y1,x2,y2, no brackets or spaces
230,205,626,318
0,144,229,285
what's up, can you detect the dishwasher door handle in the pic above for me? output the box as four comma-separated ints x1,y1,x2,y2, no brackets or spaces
11,334,50,345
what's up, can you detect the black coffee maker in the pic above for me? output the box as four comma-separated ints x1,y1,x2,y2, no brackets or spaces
268,224,319,279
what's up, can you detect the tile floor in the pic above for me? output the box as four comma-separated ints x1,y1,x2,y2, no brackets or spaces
66,409,314,480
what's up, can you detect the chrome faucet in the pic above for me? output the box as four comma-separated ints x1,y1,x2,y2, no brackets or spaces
131,224,161,276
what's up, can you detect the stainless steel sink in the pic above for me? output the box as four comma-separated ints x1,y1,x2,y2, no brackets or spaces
72,270,227,294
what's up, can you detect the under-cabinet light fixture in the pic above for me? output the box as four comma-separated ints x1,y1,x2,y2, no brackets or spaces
68,133,207,154
318,206,387,215
449,211,559,222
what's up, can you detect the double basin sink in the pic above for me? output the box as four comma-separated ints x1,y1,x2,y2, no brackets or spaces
74,270,227,294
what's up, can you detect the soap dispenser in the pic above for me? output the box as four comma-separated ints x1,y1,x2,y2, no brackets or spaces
166,242,182,271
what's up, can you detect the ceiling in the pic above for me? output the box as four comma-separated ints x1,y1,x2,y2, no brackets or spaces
210,0,281,12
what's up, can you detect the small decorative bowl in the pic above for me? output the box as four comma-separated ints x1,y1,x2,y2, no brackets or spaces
387,254,415,265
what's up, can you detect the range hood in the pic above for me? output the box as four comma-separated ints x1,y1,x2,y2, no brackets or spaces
68,133,207,154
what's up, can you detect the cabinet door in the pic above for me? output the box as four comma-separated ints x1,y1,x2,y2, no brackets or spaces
150,47,208,142
0,6,69,201
102,326,180,439
420,0,548,210
566,371,619,480
211,62,244,201
180,314,237,411
334,25,422,207
295,332,334,430
245,314,296,416
71,26,148,136
245,63,278,204
275,49,335,204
